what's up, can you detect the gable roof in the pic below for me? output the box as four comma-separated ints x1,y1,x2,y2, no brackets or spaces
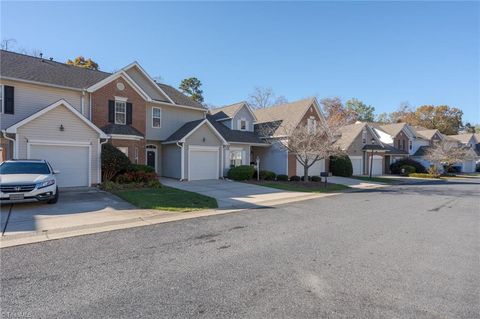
206,116,267,145
378,123,413,137
253,97,320,136
210,101,257,122
5,99,108,138
448,133,477,144
156,83,205,109
0,50,110,89
334,122,369,150
414,129,441,140
163,119,227,145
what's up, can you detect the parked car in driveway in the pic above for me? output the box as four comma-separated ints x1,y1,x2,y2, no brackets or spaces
0,159,59,204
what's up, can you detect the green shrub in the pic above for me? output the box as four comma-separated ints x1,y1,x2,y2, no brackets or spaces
227,165,255,181
290,175,301,181
400,165,416,175
409,173,440,179
329,155,353,177
390,158,426,174
300,176,312,181
146,179,162,189
116,171,158,184
260,170,276,181
101,143,131,182
311,176,321,182
127,164,155,173
277,174,289,181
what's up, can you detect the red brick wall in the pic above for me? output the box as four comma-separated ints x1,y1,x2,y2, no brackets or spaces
91,78,147,163
109,139,146,165
91,78,146,135
394,131,409,152
288,152,297,176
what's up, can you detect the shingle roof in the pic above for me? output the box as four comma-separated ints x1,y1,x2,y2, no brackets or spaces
448,133,475,144
210,102,246,120
101,123,144,137
335,122,367,150
414,129,439,140
163,119,205,143
156,83,205,109
413,145,430,157
253,97,316,136
0,50,110,89
378,122,408,137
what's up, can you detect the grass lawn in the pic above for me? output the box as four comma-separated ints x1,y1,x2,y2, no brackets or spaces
247,181,350,193
114,186,218,212
350,176,401,184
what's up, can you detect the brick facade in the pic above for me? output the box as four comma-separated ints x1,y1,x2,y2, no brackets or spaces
91,78,147,164
393,131,410,152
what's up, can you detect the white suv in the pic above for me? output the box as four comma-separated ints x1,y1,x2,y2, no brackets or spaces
0,159,59,204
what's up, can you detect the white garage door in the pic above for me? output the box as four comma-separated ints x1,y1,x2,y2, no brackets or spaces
189,147,219,181
29,144,89,187
368,156,383,176
296,159,325,176
350,156,363,175
462,160,475,173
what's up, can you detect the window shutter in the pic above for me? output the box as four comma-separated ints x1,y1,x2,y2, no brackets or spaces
126,102,133,125
108,100,115,123
4,86,14,114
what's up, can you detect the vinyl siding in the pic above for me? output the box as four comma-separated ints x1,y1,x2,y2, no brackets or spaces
125,67,169,102
251,139,287,175
0,79,87,130
145,102,205,140
231,105,255,131
16,104,101,184
161,143,181,179
184,122,223,179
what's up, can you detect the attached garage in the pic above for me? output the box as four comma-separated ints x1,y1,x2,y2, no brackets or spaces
188,146,219,180
349,156,363,175
29,143,90,187
462,160,476,173
367,155,383,176
5,100,108,187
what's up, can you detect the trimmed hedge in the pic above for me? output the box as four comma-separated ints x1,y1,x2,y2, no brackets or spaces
259,170,276,181
329,155,353,177
400,165,416,175
311,176,321,182
290,175,301,181
227,165,255,181
101,143,131,182
390,158,426,174
127,164,155,173
277,174,289,181
300,176,312,181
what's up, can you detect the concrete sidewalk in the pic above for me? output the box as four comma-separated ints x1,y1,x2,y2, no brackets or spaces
327,176,387,189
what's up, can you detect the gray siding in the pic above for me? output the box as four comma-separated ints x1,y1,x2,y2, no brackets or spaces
230,105,255,131
1,79,87,130
251,140,287,175
162,143,181,179
15,104,100,184
145,102,205,140
125,67,169,102
184,122,223,179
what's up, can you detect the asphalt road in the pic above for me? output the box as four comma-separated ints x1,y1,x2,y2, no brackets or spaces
1,179,479,319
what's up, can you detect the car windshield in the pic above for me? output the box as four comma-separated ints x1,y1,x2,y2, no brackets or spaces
0,162,51,175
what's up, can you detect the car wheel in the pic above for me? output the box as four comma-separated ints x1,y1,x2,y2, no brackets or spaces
47,187,59,204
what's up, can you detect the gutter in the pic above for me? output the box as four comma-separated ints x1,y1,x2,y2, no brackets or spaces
1,130,16,159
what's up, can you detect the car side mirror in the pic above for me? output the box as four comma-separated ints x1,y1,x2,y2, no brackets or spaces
53,170,60,174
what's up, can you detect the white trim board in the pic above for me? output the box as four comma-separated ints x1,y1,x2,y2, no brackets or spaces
5,99,108,138
180,119,228,145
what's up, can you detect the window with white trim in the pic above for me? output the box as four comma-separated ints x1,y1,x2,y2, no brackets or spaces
115,100,126,125
230,150,243,168
117,147,128,157
152,107,161,128
240,119,247,131
134,147,139,163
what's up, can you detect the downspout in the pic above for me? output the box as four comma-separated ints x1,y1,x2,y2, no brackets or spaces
89,93,92,120
98,138,109,183
176,141,185,181
2,130,16,159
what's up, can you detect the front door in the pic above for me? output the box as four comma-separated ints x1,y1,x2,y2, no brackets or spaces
147,150,156,170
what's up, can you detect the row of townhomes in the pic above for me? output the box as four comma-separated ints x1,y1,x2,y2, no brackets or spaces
0,50,478,187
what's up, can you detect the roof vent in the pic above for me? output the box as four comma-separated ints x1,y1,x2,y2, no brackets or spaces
39,52,44,62
49,57,53,61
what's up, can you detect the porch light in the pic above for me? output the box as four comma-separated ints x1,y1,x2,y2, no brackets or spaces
59,124,65,132
371,138,375,144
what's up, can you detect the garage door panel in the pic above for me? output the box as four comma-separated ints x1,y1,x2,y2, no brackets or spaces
189,148,219,181
350,157,363,175
30,144,89,187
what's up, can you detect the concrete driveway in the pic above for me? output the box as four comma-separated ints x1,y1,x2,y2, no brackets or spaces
161,178,324,208
0,187,139,237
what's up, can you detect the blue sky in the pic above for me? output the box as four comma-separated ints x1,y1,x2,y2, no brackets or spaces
1,1,479,123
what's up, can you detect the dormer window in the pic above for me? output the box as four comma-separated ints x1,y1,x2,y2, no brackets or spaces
240,119,247,131
115,100,126,125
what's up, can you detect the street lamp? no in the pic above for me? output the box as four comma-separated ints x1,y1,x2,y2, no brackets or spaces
369,138,375,179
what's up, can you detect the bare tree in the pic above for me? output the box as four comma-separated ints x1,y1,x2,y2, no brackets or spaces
425,140,469,172
1,38,17,51
248,86,288,108
259,117,345,181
